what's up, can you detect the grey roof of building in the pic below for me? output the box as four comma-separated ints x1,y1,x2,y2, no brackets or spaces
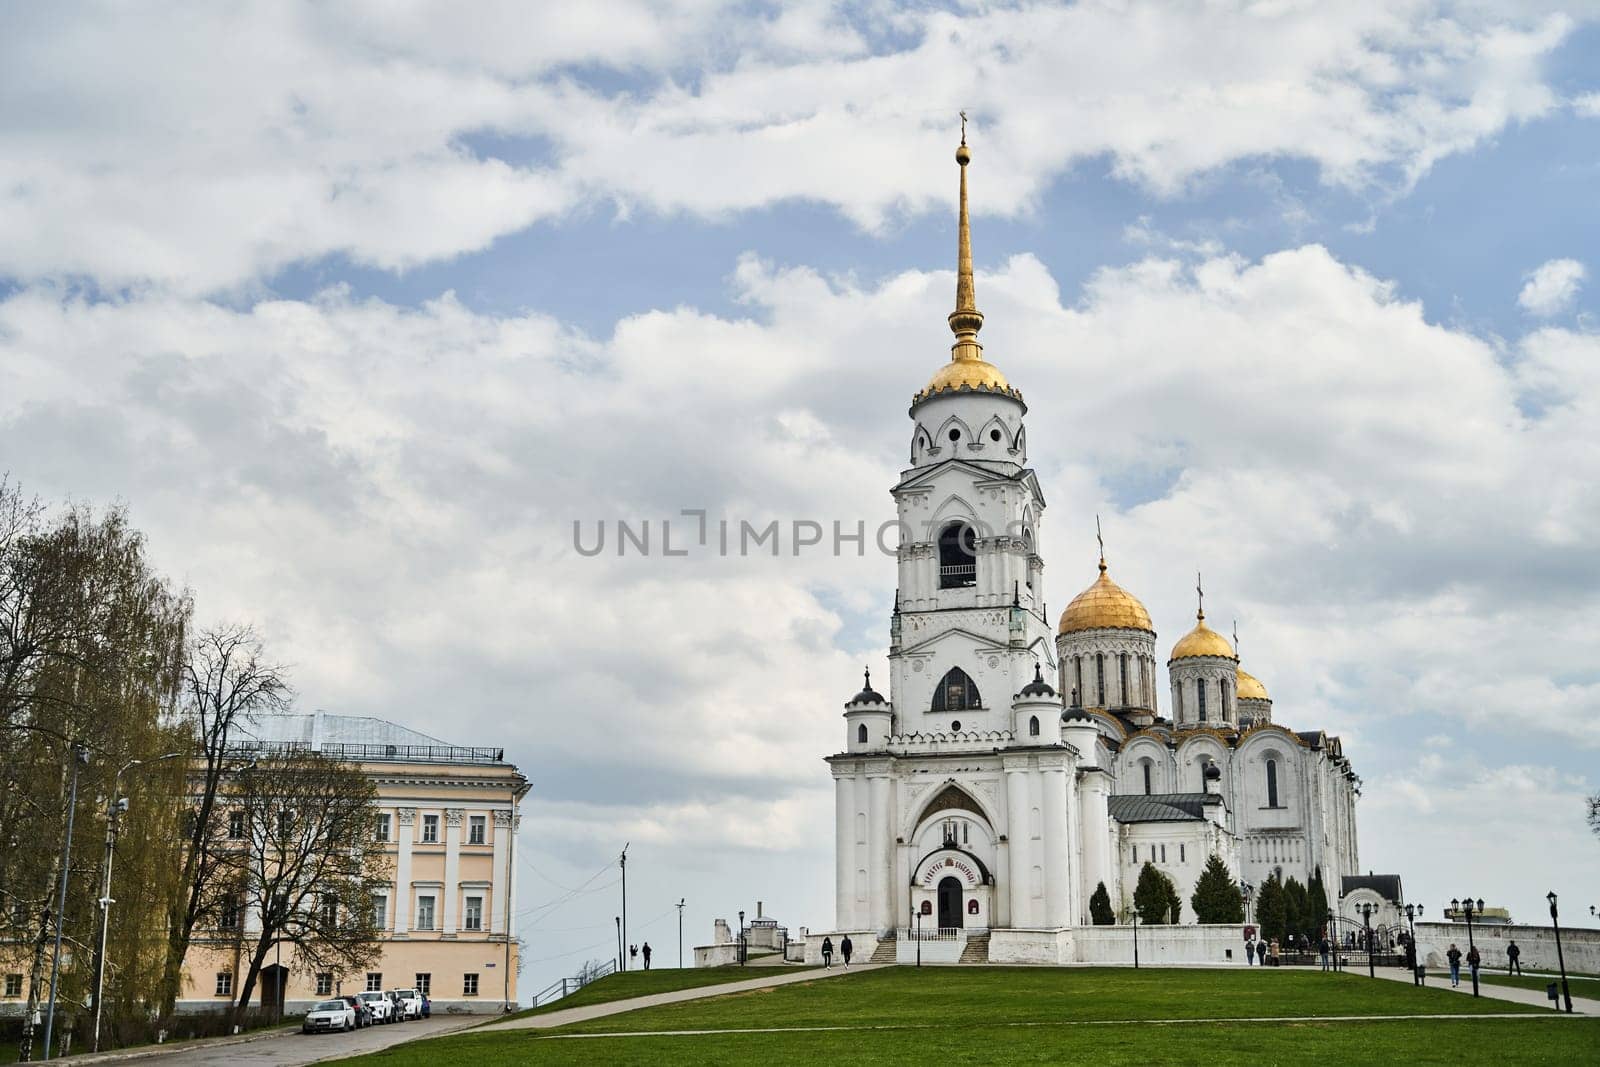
1108,793,1216,824
1341,874,1403,903
239,711,454,750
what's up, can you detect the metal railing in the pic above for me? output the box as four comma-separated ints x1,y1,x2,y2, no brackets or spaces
939,564,977,587
529,958,617,1008
903,926,980,941
222,741,505,764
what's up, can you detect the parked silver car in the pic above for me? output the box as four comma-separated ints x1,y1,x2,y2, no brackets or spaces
303,999,356,1034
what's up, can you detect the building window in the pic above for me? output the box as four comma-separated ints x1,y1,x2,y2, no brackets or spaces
316,973,333,996
1095,653,1105,706
422,814,439,843
227,811,245,839
366,973,383,992
1160,844,1167,862
1180,844,1186,863
469,815,487,845
1028,715,1040,737
1221,678,1231,717
375,813,391,842
320,894,338,927
1197,679,1207,722
857,724,867,744
464,896,483,931
937,523,977,588
1142,760,1153,796
4,974,21,997
1266,759,1280,808
1119,653,1129,707
930,668,981,712
373,896,388,929
416,973,431,996
219,893,241,930
1074,657,1083,704
215,972,233,997
463,973,479,996
1132,845,1137,863
417,895,436,931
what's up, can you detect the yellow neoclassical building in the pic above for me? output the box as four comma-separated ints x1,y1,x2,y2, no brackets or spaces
177,713,529,1015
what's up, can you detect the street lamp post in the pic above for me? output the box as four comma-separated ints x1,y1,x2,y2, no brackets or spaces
1548,892,1573,1014
619,844,629,972
615,916,622,972
42,743,90,1062
91,752,183,1053
916,909,922,968
1132,912,1140,969
676,899,685,969
738,910,746,966
1404,904,1419,986
1359,903,1375,979
1451,897,1483,997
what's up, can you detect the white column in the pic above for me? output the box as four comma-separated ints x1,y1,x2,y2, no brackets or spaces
442,809,463,936
834,774,855,929
1080,772,1111,913
867,773,891,933
394,808,415,936
1042,765,1070,928
1005,766,1030,927
491,810,511,934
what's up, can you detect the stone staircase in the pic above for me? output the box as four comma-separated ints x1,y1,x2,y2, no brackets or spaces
870,931,897,964
958,932,991,964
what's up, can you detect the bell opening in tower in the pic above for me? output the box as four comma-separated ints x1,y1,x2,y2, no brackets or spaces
938,522,978,588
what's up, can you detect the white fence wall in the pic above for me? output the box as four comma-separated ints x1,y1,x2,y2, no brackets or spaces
1414,921,1600,975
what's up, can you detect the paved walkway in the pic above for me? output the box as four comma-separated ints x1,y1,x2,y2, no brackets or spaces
56,1017,480,1066
476,964,881,1033
1368,965,1600,1014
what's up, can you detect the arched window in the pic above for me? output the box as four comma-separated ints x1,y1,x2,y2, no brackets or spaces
1074,657,1083,703
1197,679,1207,722
1142,759,1154,796
937,523,977,588
857,724,867,744
1266,758,1279,808
930,668,981,712
1119,653,1129,707
1028,715,1040,737
1220,678,1231,718
1095,653,1106,707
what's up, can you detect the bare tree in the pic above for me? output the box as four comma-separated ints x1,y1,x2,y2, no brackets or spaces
159,625,290,1014
226,750,390,1020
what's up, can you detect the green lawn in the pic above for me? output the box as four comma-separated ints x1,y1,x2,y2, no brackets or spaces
336,1017,1600,1066
493,965,810,1023
324,966,1587,1066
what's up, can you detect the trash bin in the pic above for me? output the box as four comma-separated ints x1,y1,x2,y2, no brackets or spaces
1547,983,1560,1005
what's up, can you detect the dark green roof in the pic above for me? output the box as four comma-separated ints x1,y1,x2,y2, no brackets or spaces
1108,792,1216,824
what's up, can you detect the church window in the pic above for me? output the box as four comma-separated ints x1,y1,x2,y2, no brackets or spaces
1180,843,1186,863
1160,845,1166,863
968,899,980,915
1221,678,1231,717
1131,845,1137,863
1266,759,1280,808
948,428,961,442
1074,658,1083,703
857,724,867,744
1197,679,1207,722
990,428,1002,442
931,668,981,712
1029,715,1040,737
1142,759,1153,796
1096,654,1106,706
1119,653,1129,706
937,523,977,588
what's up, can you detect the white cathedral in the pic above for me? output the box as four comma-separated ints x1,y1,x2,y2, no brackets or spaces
824,136,1365,964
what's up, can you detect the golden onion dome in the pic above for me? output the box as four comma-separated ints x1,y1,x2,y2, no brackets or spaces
1170,614,1236,661
1058,560,1154,634
1236,669,1270,702
920,355,1015,399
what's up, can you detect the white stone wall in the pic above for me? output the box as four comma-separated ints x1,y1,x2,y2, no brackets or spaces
1073,924,1247,965
804,930,879,965
1414,921,1600,975
989,928,1074,964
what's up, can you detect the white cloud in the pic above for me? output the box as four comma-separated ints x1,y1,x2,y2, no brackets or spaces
1573,91,1600,117
0,2,1578,291
1518,257,1587,316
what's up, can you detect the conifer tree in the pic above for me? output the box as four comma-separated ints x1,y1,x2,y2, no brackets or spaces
1256,874,1287,944
1284,876,1308,944
1190,854,1245,923
1307,870,1330,939
1089,881,1115,925
1133,862,1171,925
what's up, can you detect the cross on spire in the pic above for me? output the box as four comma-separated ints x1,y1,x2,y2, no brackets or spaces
1196,571,1205,621
960,109,967,145
1232,619,1239,654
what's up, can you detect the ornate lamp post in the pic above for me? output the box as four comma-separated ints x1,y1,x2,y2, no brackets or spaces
1451,897,1483,997
1548,892,1573,1013
738,909,746,966
1403,904,1422,986
676,898,685,969
1132,911,1140,970
1358,903,1376,978
1326,909,1338,972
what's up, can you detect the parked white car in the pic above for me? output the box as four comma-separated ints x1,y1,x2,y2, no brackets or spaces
391,988,422,1020
357,990,394,1023
303,1000,356,1034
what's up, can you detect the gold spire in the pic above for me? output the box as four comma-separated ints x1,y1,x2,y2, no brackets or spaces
915,116,1022,406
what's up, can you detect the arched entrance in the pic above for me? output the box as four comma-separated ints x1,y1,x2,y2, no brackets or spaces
937,876,964,929
260,964,288,1017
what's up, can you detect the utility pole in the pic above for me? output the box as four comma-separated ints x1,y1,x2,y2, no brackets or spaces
42,743,90,1061
619,844,629,971
676,899,686,969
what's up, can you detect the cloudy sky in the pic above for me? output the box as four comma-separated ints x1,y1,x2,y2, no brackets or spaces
4,1,1599,986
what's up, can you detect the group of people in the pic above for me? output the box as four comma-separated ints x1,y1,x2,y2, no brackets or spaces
1446,940,1521,986
1244,938,1280,966
819,936,854,968
627,942,654,970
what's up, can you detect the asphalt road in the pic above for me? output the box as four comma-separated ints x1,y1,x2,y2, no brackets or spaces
121,1015,478,1066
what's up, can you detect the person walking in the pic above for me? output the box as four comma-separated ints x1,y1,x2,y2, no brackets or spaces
1319,935,1331,972
841,935,853,968
1246,938,1256,966
1466,944,1480,987
821,936,834,969
642,942,652,970
1507,940,1522,976
1446,943,1462,987
1268,939,1280,967
629,944,638,968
